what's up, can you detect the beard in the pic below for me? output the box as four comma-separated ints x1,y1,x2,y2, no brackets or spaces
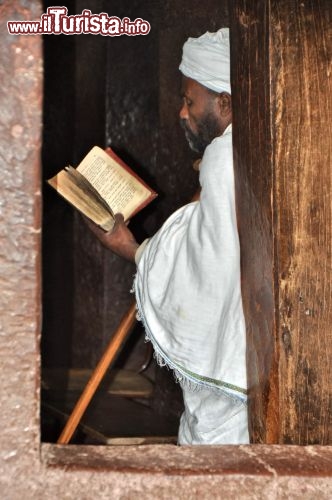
180,111,221,154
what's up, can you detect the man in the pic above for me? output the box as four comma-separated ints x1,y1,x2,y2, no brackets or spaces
89,28,249,445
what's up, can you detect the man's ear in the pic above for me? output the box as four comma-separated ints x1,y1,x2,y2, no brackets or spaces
218,92,232,117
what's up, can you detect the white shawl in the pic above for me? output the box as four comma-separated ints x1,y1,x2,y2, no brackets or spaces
134,125,247,401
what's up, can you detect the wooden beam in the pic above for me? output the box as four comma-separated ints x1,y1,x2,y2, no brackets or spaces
230,0,332,444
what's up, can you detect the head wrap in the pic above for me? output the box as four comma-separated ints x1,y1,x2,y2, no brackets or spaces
179,28,231,94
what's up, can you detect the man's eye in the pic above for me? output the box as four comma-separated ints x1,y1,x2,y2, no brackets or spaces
185,98,193,107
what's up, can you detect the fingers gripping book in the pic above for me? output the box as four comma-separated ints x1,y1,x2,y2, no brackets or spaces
47,146,157,231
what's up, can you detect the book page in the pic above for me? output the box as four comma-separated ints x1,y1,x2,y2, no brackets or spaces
47,169,115,232
77,146,152,221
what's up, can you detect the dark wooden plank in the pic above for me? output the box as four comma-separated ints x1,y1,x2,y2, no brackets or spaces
270,0,332,444
43,391,179,443
231,0,332,444
230,0,277,444
42,368,154,398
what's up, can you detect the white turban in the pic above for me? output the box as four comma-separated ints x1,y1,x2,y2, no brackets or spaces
179,28,231,94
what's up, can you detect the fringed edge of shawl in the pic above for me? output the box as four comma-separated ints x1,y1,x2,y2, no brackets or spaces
132,277,247,404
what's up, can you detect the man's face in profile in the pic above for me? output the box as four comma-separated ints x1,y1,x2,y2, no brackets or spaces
179,77,222,154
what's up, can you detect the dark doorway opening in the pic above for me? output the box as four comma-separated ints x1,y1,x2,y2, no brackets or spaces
41,0,229,445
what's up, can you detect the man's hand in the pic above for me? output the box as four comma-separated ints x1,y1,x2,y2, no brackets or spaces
84,214,139,263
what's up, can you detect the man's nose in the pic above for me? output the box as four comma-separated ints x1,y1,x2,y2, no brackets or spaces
179,103,188,120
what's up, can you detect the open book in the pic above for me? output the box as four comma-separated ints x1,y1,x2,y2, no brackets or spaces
47,146,157,232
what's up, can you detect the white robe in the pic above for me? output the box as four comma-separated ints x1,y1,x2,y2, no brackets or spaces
134,124,248,444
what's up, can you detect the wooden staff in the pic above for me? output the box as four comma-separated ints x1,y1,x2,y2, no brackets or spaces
57,301,137,444
57,182,201,445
